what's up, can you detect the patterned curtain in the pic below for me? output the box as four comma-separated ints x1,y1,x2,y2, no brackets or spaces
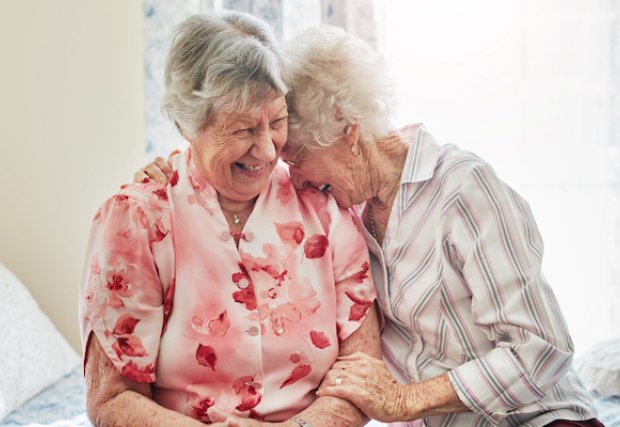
143,0,379,156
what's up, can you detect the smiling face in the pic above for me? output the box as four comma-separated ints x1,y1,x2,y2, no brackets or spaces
190,96,288,204
282,138,365,209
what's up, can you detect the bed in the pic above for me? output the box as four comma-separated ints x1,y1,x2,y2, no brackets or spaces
1,262,618,426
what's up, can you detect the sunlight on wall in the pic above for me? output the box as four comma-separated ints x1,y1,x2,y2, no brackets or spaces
378,0,619,355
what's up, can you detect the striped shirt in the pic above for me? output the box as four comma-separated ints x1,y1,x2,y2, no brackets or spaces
362,126,597,426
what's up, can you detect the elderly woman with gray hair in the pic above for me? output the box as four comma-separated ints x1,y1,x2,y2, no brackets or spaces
281,25,602,427
80,12,380,427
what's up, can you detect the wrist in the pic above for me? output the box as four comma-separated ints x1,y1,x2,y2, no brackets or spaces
394,383,423,421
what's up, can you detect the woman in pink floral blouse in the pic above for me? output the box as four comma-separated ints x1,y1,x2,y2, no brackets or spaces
79,12,379,427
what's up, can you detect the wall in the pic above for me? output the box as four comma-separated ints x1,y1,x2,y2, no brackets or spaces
0,0,147,351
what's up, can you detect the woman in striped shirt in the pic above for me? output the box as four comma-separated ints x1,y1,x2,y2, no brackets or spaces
280,25,601,427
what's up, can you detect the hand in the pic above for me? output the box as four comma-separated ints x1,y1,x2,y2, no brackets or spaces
316,351,410,423
133,154,175,184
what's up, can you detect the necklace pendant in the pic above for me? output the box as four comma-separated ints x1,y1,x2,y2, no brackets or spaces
232,213,241,225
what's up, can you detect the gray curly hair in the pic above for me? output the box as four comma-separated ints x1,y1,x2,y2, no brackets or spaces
162,11,288,140
282,25,395,150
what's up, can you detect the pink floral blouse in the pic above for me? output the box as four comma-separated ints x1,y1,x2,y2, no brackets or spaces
79,148,375,422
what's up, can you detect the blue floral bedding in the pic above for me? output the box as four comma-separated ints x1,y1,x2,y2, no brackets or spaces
1,364,618,426
0,365,90,427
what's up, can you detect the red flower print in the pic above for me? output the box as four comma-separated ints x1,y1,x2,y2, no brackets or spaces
112,313,140,335
345,289,373,321
233,375,262,412
249,410,264,421
191,311,230,337
114,194,129,203
192,396,215,421
281,351,311,388
303,234,329,259
352,262,370,283
112,335,147,359
208,311,230,337
275,222,305,245
309,330,331,349
232,264,257,311
169,170,179,186
152,188,168,201
121,361,154,382
196,344,217,370
280,364,312,388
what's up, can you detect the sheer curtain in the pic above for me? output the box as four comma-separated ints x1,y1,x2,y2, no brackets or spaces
144,0,618,354
379,0,619,356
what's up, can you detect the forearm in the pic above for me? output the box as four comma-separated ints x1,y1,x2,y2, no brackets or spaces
398,373,469,421
92,389,204,427
279,396,368,427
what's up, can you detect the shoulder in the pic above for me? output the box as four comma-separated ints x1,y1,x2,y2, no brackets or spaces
432,144,499,189
92,181,171,237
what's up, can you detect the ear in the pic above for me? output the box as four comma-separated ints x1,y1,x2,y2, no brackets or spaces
344,123,360,153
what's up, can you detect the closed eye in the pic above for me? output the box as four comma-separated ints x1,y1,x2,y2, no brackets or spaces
270,116,288,130
233,128,252,138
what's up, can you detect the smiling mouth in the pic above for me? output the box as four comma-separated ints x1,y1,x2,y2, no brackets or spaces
236,163,267,173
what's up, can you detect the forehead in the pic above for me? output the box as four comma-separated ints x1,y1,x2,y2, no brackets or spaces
219,96,287,125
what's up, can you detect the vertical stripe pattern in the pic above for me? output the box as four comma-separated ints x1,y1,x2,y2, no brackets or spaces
375,127,597,427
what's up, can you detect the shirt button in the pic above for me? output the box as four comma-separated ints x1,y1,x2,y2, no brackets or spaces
247,326,260,336
219,231,231,241
238,278,249,289
244,231,254,242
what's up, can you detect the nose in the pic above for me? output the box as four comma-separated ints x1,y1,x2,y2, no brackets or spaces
251,129,277,162
289,166,309,190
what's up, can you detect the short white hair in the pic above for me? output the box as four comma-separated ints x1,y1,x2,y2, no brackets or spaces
162,11,288,140
282,25,395,150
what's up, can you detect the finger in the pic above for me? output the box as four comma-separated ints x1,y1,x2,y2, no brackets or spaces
154,156,174,177
143,164,169,184
133,170,150,184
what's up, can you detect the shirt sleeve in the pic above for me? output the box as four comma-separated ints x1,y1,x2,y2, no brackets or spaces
445,162,575,424
326,198,377,342
79,190,170,383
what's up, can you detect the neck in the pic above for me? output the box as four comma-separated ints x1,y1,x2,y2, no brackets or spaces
218,196,256,216
363,131,411,213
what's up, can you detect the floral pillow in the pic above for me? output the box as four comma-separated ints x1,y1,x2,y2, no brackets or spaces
575,338,620,398
0,262,79,421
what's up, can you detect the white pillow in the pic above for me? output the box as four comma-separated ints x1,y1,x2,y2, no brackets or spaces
575,338,620,398
0,262,79,421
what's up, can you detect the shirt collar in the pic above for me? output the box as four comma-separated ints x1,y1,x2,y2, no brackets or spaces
400,124,442,186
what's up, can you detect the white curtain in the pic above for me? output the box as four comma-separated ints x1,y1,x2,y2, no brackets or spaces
143,0,619,355
380,0,620,355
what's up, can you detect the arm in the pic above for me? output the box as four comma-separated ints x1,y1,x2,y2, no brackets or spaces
85,334,205,427
316,351,468,423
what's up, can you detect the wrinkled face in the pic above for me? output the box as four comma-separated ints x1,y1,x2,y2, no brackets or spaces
190,96,288,203
282,139,362,209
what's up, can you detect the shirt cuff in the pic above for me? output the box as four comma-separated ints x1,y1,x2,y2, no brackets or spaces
447,347,545,425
